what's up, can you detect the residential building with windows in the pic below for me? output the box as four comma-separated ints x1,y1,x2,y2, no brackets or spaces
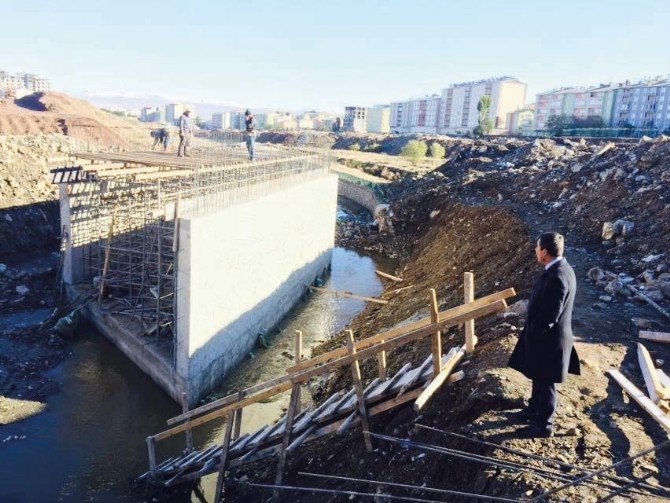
366,106,390,133
506,105,536,134
534,83,622,130
343,106,367,132
211,112,232,129
140,107,165,123
438,77,527,135
165,103,195,126
0,70,51,94
610,78,670,131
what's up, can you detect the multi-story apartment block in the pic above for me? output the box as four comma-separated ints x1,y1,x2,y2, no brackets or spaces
438,77,526,135
165,104,195,126
211,112,232,129
506,105,536,135
390,97,441,134
535,83,620,130
0,70,51,94
343,106,367,132
366,106,390,133
611,78,670,131
140,107,165,123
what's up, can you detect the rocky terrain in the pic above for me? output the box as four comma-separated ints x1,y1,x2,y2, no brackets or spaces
224,133,670,502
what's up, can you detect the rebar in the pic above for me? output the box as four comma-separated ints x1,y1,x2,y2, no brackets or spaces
416,424,670,498
248,482,474,503
298,471,522,502
529,438,670,502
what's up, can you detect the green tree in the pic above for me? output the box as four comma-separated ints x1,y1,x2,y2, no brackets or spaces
401,140,428,165
348,142,361,151
429,141,446,159
473,95,493,136
545,114,572,136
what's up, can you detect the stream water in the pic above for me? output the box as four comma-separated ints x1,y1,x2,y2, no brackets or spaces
1,208,394,501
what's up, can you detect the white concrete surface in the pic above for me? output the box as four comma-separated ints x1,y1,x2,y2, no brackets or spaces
177,174,338,398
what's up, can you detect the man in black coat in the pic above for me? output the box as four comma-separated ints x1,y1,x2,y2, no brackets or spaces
508,232,581,437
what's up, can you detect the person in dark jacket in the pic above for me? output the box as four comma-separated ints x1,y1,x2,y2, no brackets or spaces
508,232,581,438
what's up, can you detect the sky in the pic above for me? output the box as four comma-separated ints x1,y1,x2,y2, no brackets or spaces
1,0,669,113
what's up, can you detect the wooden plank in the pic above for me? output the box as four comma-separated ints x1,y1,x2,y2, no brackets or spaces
295,331,303,414
287,288,515,373
213,410,235,502
157,299,508,442
346,330,373,452
134,169,193,180
367,363,412,401
638,343,670,402
430,289,442,377
659,370,670,390
232,391,244,440
414,345,467,411
384,284,414,296
377,339,387,381
274,385,301,491
376,270,403,282
314,390,354,422
395,355,435,396
309,285,389,305
640,331,670,344
447,370,466,384
608,369,670,434
464,272,476,354
180,392,194,451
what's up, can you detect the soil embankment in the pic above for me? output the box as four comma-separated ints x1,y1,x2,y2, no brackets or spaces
226,134,670,502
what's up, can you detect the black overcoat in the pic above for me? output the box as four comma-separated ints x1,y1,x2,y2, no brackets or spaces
508,259,581,383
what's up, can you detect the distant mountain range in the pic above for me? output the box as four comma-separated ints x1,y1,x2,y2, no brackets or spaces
71,91,296,118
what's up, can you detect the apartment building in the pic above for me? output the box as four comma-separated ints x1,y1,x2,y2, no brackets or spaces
0,70,51,94
166,104,195,126
140,107,165,123
535,83,620,130
438,77,527,135
366,106,390,133
611,78,670,131
343,106,367,132
506,105,536,134
211,112,232,129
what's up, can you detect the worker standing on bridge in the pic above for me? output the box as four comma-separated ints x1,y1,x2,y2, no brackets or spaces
244,109,256,161
177,109,193,157
508,232,580,438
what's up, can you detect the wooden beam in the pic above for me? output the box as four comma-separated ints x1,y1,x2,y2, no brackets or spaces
213,411,235,503
608,368,670,434
377,339,387,381
295,330,303,414
232,391,244,440
98,214,115,306
376,270,403,282
309,285,389,305
158,297,509,441
464,272,476,354
659,370,670,390
287,288,515,373
414,345,466,412
134,169,193,180
638,343,670,402
346,330,373,452
274,385,301,492
180,392,194,451
640,331,670,344
383,284,414,296
430,289,442,377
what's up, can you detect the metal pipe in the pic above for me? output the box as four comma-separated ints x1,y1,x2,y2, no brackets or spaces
298,471,521,502
417,424,670,498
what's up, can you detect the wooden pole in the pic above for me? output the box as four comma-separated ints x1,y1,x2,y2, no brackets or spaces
232,391,244,440
146,436,157,477
295,331,303,414
415,345,466,411
180,392,194,451
213,411,235,503
430,289,442,377
608,369,670,434
377,340,387,381
346,330,373,452
98,213,116,306
464,272,476,355
274,384,301,495
308,285,389,305
375,270,403,282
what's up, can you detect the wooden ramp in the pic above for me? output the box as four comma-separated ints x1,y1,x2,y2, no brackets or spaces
138,351,457,487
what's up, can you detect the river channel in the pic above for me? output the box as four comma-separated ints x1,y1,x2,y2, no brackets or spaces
1,208,394,501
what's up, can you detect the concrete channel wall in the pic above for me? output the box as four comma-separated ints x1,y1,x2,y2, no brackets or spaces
337,178,381,215
176,174,338,400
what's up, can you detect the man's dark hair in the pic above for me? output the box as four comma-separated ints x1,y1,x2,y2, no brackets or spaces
244,109,251,116
537,232,564,258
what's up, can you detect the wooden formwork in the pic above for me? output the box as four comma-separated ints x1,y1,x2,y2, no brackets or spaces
138,274,516,495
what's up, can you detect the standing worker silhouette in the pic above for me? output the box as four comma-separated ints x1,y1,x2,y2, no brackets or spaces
244,109,256,161
177,109,193,157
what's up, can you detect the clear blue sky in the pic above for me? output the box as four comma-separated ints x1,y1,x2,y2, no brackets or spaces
1,0,668,112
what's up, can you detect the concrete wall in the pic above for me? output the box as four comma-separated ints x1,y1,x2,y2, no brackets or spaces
337,178,381,215
177,174,338,399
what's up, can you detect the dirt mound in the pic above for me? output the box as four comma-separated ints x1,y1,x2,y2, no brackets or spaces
0,92,149,146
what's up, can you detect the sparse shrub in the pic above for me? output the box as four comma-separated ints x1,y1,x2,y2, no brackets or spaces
348,143,361,151
401,140,428,165
429,142,446,159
